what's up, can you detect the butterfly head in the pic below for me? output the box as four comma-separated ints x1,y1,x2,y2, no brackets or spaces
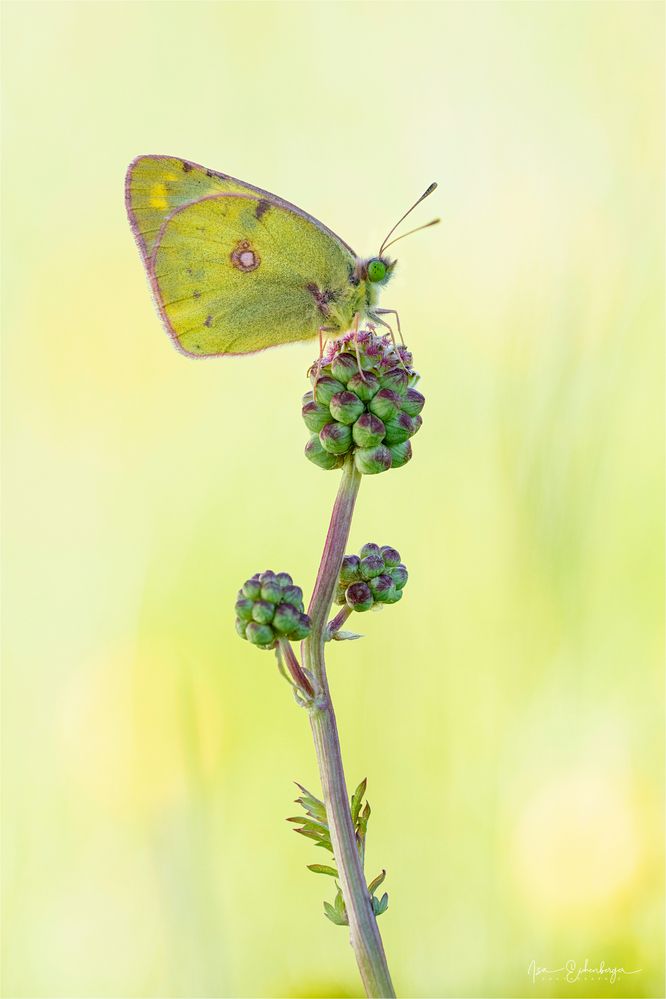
364,256,396,286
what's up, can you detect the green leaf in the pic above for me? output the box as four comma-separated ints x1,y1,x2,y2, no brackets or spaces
334,887,347,918
367,869,386,896
295,798,327,823
286,815,328,832
323,901,347,926
356,799,371,839
307,864,338,877
290,824,332,850
350,778,367,826
294,783,327,823
372,891,389,916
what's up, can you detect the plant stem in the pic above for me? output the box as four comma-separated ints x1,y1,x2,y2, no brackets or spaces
278,638,314,698
303,457,395,998
326,604,353,639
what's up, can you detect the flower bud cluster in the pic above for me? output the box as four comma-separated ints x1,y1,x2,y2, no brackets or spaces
303,329,425,475
235,570,311,650
334,543,408,612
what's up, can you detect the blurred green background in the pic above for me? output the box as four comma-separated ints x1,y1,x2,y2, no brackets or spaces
2,2,663,997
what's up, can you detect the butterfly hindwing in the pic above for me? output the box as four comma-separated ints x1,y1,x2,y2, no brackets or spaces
149,193,364,356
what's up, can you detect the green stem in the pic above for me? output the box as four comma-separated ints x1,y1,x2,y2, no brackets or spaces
326,604,353,639
303,457,395,998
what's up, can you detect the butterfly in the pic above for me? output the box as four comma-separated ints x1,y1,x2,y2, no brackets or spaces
125,155,438,358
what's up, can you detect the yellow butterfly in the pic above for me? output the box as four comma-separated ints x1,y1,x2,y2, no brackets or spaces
125,155,437,358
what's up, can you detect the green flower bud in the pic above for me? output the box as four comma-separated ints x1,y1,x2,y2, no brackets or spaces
354,444,392,475
383,412,415,445
368,388,401,422
411,414,423,435
235,596,254,621
334,543,408,614
314,375,346,406
339,554,361,584
302,400,333,433
282,584,304,608
352,412,386,448
401,387,425,417
320,421,353,455
390,563,409,589
245,621,276,648
272,602,301,634
380,367,408,396
346,581,374,612
380,546,401,567
383,586,403,605
305,434,345,470
330,352,358,384
335,580,348,605
235,572,311,649
329,391,365,426
289,613,312,641
347,370,380,402
369,573,394,602
388,441,412,468
242,578,262,600
261,580,282,604
304,329,424,474
252,600,275,624
360,553,385,580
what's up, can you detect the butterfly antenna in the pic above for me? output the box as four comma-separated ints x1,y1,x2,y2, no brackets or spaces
381,217,440,253
379,182,438,256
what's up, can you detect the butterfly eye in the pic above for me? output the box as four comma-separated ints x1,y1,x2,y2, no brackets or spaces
367,259,387,283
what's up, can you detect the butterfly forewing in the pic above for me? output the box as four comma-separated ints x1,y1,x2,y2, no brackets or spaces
150,193,360,356
126,155,356,264
126,155,257,261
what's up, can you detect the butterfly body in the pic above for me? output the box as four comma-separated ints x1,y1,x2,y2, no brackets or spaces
126,155,395,358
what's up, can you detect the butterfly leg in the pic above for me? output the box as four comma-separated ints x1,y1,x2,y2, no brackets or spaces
373,307,405,345
351,312,367,381
312,326,335,386
369,309,408,371
369,310,396,343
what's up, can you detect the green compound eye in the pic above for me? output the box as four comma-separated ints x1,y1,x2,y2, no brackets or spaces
367,258,387,283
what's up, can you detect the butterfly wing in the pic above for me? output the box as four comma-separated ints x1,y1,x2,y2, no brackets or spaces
149,192,364,356
126,154,355,263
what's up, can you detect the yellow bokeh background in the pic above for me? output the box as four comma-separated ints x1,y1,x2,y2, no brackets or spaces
2,2,663,997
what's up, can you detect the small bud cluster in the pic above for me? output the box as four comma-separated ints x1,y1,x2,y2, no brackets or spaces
235,570,311,650
335,543,408,612
303,329,425,475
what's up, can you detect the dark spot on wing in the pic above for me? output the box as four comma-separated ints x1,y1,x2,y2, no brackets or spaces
193,290,201,299
204,316,213,327
306,283,336,317
182,161,193,172
255,199,270,220
231,240,261,272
